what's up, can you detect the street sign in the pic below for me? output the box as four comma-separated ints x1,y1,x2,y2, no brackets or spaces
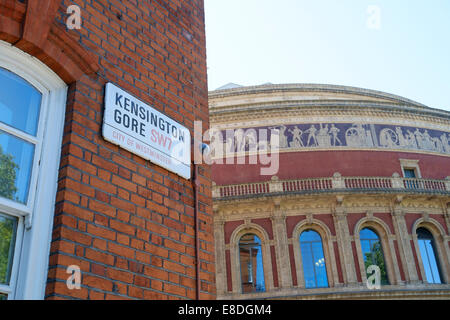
102,83,191,179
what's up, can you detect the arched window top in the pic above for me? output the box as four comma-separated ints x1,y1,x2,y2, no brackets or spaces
0,67,42,136
239,233,261,246
360,227,379,240
300,229,322,242
417,227,434,240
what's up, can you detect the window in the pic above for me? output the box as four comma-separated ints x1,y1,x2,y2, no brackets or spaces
0,214,18,286
239,234,265,293
299,230,328,288
0,67,42,298
400,159,422,189
399,159,421,178
0,41,67,299
403,168,416,178
359,228,389,285
417,228,442,284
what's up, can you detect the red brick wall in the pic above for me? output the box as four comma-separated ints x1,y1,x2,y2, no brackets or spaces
212,150,450,185
0,0,216,300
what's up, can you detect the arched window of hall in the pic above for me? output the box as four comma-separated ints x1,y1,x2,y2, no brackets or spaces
416,227,443,284
359,228,389,285
299,230,329,288
238,233,266,293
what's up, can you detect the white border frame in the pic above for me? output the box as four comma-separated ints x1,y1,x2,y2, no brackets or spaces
0,40,67,299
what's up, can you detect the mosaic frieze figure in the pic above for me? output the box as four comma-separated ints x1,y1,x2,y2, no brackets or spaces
211,122,450,156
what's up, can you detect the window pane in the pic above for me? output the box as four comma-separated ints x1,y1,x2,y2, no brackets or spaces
0,130,35,204
423,240,442,284
300,242,315,288
312,242,328,288
300,229,321,242
0,68,41,136
403,169,416,178
418,240,436,283
0,213,18,285
300,230,328,288
239,234,265,293
360,228,378,240
360,228,389,285
417,228,442,284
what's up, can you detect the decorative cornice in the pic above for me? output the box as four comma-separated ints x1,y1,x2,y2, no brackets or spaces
209,83,430,109
215,192,448,221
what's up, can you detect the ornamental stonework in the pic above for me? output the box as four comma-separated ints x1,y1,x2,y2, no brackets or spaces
210,84,450,300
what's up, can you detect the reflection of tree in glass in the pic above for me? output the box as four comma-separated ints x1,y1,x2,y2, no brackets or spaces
0,217,15,284
0,145,18,201
364,241,388,285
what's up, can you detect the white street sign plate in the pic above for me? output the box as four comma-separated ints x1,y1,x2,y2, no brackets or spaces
102,83,191,180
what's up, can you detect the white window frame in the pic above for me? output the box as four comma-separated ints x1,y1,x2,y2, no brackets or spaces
0,40,67,299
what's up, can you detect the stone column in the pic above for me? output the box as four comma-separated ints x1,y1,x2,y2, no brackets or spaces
443,206,450,235
332,207,358,285
213,211,227,295
391,208,419,283
271,200,292,288
443,206,450,281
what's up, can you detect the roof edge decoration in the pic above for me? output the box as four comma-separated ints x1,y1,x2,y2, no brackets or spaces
210,83,432,108
208,83,450,120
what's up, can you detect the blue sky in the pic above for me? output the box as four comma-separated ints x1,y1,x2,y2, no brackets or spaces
204,0,450,111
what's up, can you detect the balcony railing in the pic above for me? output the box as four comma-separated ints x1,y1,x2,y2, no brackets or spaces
213,173,450,199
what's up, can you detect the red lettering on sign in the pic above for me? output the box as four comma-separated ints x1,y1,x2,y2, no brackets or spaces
151,129,173,151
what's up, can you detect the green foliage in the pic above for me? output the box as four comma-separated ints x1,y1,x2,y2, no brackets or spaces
364,241,389,285
0,216,16,284
0,144,19,284
0,145,18,201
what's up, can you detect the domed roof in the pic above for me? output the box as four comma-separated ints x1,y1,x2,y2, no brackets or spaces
209,83,450,120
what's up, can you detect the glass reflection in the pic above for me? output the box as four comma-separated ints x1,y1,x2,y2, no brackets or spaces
0,213,18,285
360,228,389,285
239,234,265,293
0,68,41,136
417,228,442,284
0,130,35,204
300,230,328,288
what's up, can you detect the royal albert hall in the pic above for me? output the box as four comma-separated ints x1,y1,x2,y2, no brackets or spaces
209,83,450,299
